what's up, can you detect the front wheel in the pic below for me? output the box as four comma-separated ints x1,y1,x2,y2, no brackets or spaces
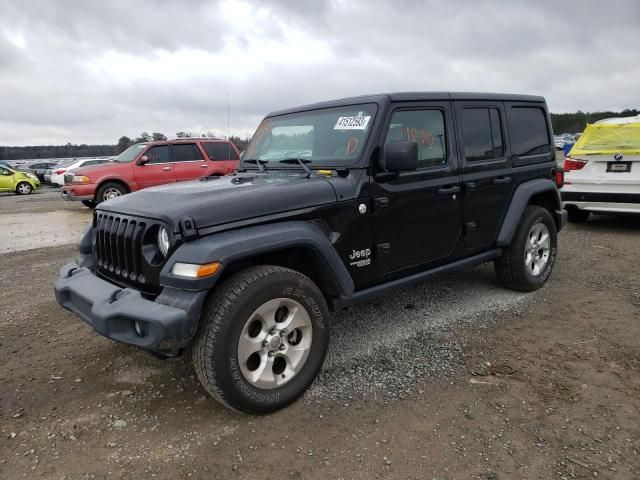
16,182,33,195
495,206,558,292
96,182,126,203
82,200,97,208
193,266,330,414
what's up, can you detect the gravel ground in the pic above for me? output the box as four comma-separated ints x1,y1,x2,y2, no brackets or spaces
1,191,639,479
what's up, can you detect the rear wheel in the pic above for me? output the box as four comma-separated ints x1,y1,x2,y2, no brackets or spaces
567,206,590,223
96,182,126,203
495,206,557,292
193,266,330,414
16,182,33,195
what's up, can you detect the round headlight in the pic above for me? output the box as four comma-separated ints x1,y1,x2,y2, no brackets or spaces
157,227,170,256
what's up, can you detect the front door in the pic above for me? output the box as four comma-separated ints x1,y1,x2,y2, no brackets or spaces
372,102,462,273
134,144,176,189
454,102,514,250
0,167,15,191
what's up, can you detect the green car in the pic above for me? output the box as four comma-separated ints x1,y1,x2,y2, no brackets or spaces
0,165,40,194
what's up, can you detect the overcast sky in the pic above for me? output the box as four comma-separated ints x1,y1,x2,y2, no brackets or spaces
1,0,639,146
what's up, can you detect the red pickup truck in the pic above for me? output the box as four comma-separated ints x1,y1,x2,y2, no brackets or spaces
61,138,240,207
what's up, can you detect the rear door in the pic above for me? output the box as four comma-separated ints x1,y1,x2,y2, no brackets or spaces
201,141,241,174
172,143,208,181
134,144,176,189
371,101,462,273
455,102,513,250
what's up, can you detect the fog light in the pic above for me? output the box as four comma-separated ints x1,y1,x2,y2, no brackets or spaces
133,321,144,337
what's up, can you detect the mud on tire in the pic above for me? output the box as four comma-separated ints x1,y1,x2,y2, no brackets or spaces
192,265,330,414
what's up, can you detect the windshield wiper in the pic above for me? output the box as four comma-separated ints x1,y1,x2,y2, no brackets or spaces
243,158,268,172
279,157,315,178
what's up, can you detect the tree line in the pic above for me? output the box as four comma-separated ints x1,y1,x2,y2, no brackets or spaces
1,110,638,160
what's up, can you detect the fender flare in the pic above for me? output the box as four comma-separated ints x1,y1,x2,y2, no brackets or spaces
95,176,133,193
496,179,561,246
159,221,355,296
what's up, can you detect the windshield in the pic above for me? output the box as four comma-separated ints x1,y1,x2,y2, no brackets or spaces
242,103,378,168
115,143,148,163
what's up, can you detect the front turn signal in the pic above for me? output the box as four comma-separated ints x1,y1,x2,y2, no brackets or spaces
171,261,222,278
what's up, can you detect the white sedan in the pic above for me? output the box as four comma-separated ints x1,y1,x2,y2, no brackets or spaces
49,158,112,186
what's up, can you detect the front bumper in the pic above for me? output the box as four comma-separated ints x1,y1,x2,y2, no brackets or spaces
54,261,207,355
61,184,97,201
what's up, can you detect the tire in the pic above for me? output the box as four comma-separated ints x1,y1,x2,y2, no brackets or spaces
96,182,127,203
16,182,32,195
193,265,330,414
495,206,557,292
567,206,590,223
82,200,97,208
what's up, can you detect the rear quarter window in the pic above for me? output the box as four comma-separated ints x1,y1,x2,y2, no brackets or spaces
507,106,551,163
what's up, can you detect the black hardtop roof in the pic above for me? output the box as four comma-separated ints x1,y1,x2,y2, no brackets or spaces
267,92,545,117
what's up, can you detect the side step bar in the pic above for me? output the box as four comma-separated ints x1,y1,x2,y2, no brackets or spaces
332,249,502,310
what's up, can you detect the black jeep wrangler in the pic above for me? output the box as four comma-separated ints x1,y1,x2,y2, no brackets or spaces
55,92,567,413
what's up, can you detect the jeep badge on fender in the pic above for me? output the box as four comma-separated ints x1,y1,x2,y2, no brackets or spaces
54,92,567,414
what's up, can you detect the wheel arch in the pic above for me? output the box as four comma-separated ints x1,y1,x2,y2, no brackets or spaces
159,221,355,301
497,179,562,247
95,178,131,199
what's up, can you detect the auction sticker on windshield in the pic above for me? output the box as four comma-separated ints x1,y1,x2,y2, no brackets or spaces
334,116,371,130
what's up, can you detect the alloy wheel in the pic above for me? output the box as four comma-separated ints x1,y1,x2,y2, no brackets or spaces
524,222,550,276
238,298,313,389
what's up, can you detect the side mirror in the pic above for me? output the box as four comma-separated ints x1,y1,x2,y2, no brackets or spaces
381,141,418,172
137,155,149,165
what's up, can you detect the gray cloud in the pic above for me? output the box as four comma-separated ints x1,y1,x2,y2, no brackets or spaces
0,0,638,145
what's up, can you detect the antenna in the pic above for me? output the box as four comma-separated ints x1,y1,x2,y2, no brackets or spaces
227,92,231,160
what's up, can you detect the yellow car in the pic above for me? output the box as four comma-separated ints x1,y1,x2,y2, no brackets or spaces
0,165,40,194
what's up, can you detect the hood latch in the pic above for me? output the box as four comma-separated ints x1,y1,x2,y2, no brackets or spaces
179,216,198,241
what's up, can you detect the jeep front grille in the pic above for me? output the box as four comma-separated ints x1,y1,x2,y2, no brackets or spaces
93,212,161,293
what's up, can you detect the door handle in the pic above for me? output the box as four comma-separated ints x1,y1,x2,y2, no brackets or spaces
162,166,171,171
464,182,476,192
437,186,461,196
493,176,512,185
200,164,208,168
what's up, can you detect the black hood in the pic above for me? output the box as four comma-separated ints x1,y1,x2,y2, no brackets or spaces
97,172,338,233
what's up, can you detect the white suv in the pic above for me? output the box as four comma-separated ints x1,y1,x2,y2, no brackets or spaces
561,116,640,222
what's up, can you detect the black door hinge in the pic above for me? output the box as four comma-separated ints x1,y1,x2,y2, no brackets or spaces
374,197,390,210
377,243,391,256
464,222,477,234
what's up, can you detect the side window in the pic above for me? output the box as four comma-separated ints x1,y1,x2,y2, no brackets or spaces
385,109,447,169
202,142,240,161
461,107,504,162
146,145,171,164
0,167,11,175
509,107,551,156
172,143,204,162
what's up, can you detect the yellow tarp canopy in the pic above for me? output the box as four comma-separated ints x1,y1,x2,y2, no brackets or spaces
571,122,640,156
